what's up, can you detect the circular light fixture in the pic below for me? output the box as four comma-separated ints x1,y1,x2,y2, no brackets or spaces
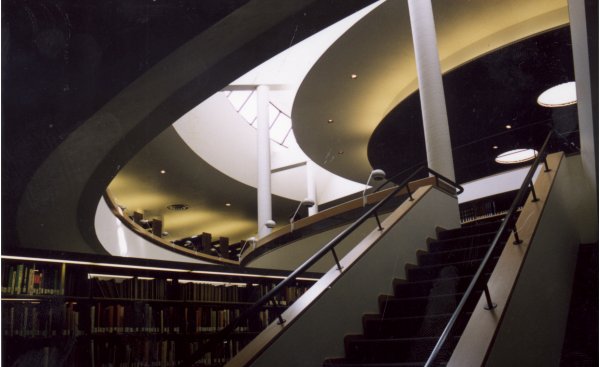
537,81,576,107
225,203,231,207
495,149,538,164
167,204,189,211
505,125,512,129
492,145,499,150
338,150,344,155
160,169,166,174
327,119,334,124
350,74,358,79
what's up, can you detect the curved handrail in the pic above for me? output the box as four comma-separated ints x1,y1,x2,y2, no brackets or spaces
181,167,463,366
424,130,555,366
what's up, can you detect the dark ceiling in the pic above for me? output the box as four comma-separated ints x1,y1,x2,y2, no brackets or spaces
1,0,250,245
368,26,579,184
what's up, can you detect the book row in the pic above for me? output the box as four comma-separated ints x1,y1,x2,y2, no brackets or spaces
2,302,280,337
2,263,64,296
90,277,310,304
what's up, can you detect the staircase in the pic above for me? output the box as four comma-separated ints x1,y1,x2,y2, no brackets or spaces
323,220,509,367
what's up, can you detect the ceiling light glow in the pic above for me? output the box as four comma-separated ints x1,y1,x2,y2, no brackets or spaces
327,119,334,123
537,81,577,107
495,148,538,164
350,74,358,79
505,125,512,129
160,170,166,174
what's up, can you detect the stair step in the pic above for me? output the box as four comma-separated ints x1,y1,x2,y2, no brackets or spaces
427,231,501,252
362,312,472,339
436,221,503,240
378,291,481,318
406,257,499,282
393,274,488,298
417,244,494,266
344,335,459,363
324,359,429,367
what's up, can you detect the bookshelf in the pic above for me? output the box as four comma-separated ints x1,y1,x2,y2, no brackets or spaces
1,250,318,366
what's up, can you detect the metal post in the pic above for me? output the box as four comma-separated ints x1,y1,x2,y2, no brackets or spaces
529,181,539,202
277,314,286,325
374,212,384,231
483,285,497,310
406,184,414,201
331,248,343,271
543,155,551,172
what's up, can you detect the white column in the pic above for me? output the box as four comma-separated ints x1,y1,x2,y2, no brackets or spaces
408,0,455,181
256,85,273,237
306,161,319,215
568,0,597,194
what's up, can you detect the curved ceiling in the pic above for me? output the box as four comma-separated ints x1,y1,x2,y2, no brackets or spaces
292,0,568,183
4,0,581,257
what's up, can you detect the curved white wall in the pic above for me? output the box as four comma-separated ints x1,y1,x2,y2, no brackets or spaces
95,198,209,264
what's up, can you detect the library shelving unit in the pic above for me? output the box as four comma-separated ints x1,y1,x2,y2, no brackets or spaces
1,249,320,367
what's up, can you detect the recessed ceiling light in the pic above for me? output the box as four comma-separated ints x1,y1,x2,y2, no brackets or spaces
505,125,512,129
225,203,231,207
537,81,576,107
167,204,189,211
495,148,538,164
327,119,334,124
160,169,166,174
338,150,344,155
493,145,499,149
351,74,358,79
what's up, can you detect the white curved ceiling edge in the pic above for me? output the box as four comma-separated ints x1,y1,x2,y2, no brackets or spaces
172,93,365,204
230,0,385,116
171,1,386,205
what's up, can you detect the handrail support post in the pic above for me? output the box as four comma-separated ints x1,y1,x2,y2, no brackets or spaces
374,211,384,231
529,181,539,202
331,249,343,271
405,184,414,201
483,285,497,310
543,155,551,172
277,314,286,325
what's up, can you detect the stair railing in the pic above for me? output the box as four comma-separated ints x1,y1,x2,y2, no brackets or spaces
181,166,463,367
424,130,555,367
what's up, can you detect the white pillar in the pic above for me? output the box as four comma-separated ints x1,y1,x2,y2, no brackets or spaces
306,161,319,215
408,0,455,181
568,0,597,195
256,85,273,237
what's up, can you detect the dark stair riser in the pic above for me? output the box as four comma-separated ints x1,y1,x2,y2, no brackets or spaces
436,221,503,240
362,312,472,339
344,335,460,363
427,230,510,252
417,244,495,266
406,257,500,282
378,291,482,318
393,274,490,298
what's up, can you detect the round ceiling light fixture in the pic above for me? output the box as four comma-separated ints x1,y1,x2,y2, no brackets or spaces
167,204,189,211
495,149,538,164
537,81,576,107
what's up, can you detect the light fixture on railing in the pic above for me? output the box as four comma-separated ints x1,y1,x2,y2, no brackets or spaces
362,169,386,206
290,198,315,231
265,220,276,229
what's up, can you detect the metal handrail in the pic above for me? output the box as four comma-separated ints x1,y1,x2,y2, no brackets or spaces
424,130,555,367
181,167,463,366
